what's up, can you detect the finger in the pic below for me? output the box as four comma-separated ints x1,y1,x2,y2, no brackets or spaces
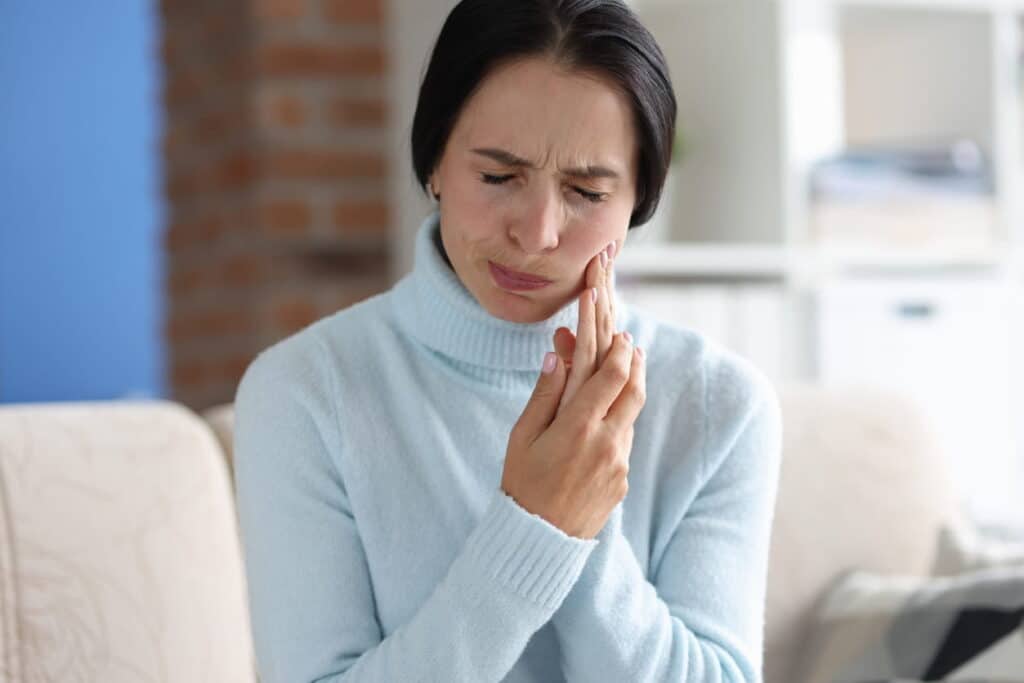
553,327,576,368
558,285,595,411
607,240,618,325
560,255,601,410
596,242,615,368
512,351,568,445
606,344,646,432
564,331,634,424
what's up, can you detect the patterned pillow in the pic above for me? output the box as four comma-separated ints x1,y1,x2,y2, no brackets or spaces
797,567,1024,683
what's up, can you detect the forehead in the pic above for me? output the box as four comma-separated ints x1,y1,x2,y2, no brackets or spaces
450,56,637,174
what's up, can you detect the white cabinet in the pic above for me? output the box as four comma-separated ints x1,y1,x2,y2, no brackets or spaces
816,276,1018,528
619,283,788,384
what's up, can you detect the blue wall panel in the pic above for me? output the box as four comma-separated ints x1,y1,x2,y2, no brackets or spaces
0,1,165,402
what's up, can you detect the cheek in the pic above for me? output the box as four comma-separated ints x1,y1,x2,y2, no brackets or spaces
442,182,508,247
450,169,503,212
439,179,493,243
568,214,625,257
556,220,621,284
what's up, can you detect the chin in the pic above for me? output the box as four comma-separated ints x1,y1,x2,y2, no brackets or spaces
482,288,565,324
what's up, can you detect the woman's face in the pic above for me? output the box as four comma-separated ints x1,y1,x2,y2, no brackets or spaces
429,56,638,323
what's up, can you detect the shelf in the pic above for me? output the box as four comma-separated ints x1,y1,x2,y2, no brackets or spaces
616,243,790,278
808,245,1009,277
631,0,1024,13
832,0,1024,11
615,242,1009,279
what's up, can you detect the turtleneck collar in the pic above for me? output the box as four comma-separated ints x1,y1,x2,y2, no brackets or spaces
391,210,624,372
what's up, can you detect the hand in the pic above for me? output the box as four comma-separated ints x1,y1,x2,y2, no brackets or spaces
500,331,646,539
557,241,619,411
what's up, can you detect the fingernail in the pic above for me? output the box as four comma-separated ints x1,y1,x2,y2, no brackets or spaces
591,287,598,303
600,250,608,267
542,352,557,374
623,330,633,344
607,242,617,258
637,346,645,360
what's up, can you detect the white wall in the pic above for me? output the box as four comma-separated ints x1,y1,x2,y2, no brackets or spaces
387,0,458,281
840,7,993,151
637,0,786,244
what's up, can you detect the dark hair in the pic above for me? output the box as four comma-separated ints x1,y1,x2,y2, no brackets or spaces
411,0,676,228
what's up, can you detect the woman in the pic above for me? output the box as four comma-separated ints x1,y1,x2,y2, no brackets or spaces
234,1,782,682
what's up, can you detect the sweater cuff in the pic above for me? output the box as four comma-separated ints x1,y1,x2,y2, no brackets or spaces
458,488,598,612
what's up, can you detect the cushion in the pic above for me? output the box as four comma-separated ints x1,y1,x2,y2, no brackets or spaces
932,519,1024,577
201,403,236,480
797,567,1024,683
765,384,966,683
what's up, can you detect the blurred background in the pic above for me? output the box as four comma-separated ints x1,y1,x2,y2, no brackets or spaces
1,0,1022,537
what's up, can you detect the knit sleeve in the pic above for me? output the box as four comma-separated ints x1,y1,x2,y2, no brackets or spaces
550,355,783,683
232,337,597,683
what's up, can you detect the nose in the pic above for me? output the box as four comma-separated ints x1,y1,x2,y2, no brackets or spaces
507,184,561,254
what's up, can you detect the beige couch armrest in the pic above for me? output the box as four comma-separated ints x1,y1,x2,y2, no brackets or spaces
0,400,256,682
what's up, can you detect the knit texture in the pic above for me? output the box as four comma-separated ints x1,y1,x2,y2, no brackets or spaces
234,210,782,683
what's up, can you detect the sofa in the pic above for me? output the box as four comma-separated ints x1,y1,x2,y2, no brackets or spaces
0,383,971,683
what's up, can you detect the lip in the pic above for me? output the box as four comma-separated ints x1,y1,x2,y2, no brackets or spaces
488,261,553,291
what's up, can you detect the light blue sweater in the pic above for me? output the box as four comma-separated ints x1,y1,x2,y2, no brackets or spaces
233,210,782,683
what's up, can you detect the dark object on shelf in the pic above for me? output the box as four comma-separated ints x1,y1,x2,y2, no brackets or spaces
809,139,994,201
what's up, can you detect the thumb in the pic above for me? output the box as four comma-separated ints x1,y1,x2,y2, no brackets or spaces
514,351,568,443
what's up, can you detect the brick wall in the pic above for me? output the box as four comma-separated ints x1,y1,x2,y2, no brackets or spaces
161,0,391,410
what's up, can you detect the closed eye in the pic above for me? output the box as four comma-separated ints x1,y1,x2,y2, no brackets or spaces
574,187,606,203
480,173,607,203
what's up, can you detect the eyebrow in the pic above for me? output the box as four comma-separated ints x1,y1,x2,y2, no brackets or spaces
471,147,621,180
